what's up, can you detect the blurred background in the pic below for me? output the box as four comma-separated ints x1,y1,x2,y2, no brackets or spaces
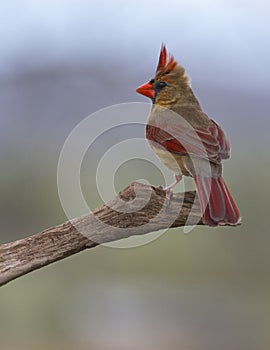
0,0,270,349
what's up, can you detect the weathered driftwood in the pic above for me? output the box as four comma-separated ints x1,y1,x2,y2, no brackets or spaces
0,182,204,287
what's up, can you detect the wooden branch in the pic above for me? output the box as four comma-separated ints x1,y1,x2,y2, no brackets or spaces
0,182,203,287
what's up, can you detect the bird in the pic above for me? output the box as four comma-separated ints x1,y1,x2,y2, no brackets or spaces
136,44,241,226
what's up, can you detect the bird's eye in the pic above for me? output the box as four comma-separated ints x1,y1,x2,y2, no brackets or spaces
157,81,167,89
149,79,154,85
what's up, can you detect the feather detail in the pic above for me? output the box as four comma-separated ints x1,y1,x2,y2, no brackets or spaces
156,44,167,72
194,175,241,226
156,44,177,74
146,120,228,165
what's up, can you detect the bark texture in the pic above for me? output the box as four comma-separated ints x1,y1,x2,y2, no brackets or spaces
0,182,204,287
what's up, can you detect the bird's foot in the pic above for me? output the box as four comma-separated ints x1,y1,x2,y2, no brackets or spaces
165,188,173,201
157,185,174,201
157,174,182,203
164,174,182,191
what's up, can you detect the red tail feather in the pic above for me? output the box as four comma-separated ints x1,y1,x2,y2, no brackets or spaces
194,175,241,226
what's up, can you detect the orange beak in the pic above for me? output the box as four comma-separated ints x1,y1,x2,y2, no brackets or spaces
136,82,155,99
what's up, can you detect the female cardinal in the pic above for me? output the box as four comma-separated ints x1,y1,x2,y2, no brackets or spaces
136,45,241,226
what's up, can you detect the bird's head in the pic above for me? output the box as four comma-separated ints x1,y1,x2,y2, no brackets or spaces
136,44,190,107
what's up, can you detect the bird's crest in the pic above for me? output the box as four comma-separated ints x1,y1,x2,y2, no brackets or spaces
156,44,177,74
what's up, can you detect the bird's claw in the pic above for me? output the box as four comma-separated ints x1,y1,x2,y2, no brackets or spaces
157,174,182,205
157,185,173,204
165,188,173,201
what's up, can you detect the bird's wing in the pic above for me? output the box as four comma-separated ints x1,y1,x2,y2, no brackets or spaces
210,120,231,160
146,119,230,164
